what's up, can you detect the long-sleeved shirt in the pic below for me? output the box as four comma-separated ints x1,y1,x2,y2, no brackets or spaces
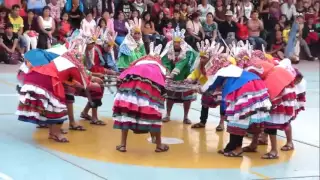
48,3,61,20
113,20,127,36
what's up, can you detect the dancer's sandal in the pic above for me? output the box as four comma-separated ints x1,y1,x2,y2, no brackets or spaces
60,129,68,134
261,152,279,159
224,151,243,157
215,125,224,132
183,118,192,125
116,145,127,152
191,122,206,128
217,150,225,154
90,120,106,126
258,139,268,145
280,144,294,151
155,144,169,153
80,113,92,121
49,134,69,143
69,125,86,131
242,146,257,153
37,124,49,128
162,116,170,123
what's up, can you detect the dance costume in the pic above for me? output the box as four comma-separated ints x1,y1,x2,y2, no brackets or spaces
113,47,167,133
117,18,146,70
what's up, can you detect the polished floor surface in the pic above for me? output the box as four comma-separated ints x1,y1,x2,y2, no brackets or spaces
0,61,319,180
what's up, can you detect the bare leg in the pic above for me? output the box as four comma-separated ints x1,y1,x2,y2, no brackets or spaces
67,103,76,126
82,102,91,115
262,134,279,159
183,101,191,124
163,99,174,122
281,124,294,151
243,134,259,152
116,130,128,152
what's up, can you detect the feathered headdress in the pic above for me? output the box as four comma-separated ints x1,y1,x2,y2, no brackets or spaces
172,26,186,42
125,18,142,34
197,39,212,58
87,27,101,44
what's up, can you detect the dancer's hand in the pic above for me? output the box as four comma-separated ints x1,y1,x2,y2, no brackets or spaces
91,76,104,85
185,78,195,84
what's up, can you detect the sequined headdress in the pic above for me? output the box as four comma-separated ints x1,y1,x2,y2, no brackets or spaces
172,26,186,42
86,27,101,44
125,18,142,34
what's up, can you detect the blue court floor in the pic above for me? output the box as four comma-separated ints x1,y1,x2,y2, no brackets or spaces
0,61,319,180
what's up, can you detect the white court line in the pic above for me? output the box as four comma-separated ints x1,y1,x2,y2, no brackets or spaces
0,172,13,180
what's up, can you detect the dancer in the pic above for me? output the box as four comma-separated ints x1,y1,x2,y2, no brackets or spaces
201,42,272,157
84,27,117,75
189,41,229,131
161,26,198,124
240,49,306,159
16,48,90,143
117,18,146,70
113,42,169,153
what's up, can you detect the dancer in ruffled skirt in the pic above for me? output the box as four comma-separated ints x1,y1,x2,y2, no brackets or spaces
113,42,169,152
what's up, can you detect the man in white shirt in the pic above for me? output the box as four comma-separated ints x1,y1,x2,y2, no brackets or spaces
281,0,297,21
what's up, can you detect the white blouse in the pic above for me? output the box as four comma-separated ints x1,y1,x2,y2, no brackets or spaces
81,18,97,37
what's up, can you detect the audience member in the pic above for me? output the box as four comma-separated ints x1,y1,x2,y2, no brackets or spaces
113,11,127,45
81,10,97,37
23,10,38,51
37,6,55,49
58,11,72,43
247,10,267,49
0,23,21,64
198,0,215,22
48,0,61,23
185,12,205,50
201,12,218,42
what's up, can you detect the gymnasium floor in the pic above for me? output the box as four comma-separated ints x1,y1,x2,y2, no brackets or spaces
0,61,319,180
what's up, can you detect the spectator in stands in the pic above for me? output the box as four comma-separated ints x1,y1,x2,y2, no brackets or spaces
247,10,267,49
296,0,306,15
99,11,114,35
215,0,226,25
133,0,147,15
242,0,254,20
58,12,72,43
116,0,134,19
180,3,188,21
0,23,21,64
141,11,159,44
236,16,249,41
114,11,128,45
219,10,237,45
19,0,27,17
23,10,38,51
81,10,97,37
0,7,8,34
37,6,55,49
65,0,84,29
202,12,218,42
185,11,205,50
268,30,285,59
302,17,319,45
154,11,166,34
198,0,215,22
151,0,165,19
98,18,108,37
172,10,186,29
163,20,173,41
27,0,47,15
97,0,114,17
281,0,297,21
8,4,27,55
48,0,61,23
83,0,98,18
187,0,197,14
226,0,241,19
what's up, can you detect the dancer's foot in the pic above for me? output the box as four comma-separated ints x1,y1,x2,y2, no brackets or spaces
90,119,106,126
155,144,169,153
183,118,192,124
48,133,69,143
261,151,279,159
69,124,86,131
281,143,294,151
191,122,206,128
116,145,127,152
80,112,92,121
215,124,224,132
162,116,170,123
242,145,258,153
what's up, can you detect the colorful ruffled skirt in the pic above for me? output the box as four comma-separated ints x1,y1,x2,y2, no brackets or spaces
201,90,222,108
113,64,165,133
16,71,68,125
225,80,272,136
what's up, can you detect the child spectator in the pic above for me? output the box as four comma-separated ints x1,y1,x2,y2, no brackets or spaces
58,12,72,43
302,17,319,45
81,10,97,37
163,20,173,41
48,0,61,23
236,17,249,41
269,30,285,59
180,2,188,21
0,23,21,64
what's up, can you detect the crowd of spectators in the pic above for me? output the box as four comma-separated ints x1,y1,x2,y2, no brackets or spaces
0,0,319,64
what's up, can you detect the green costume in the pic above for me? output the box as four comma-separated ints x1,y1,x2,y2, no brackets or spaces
117,44,146,69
